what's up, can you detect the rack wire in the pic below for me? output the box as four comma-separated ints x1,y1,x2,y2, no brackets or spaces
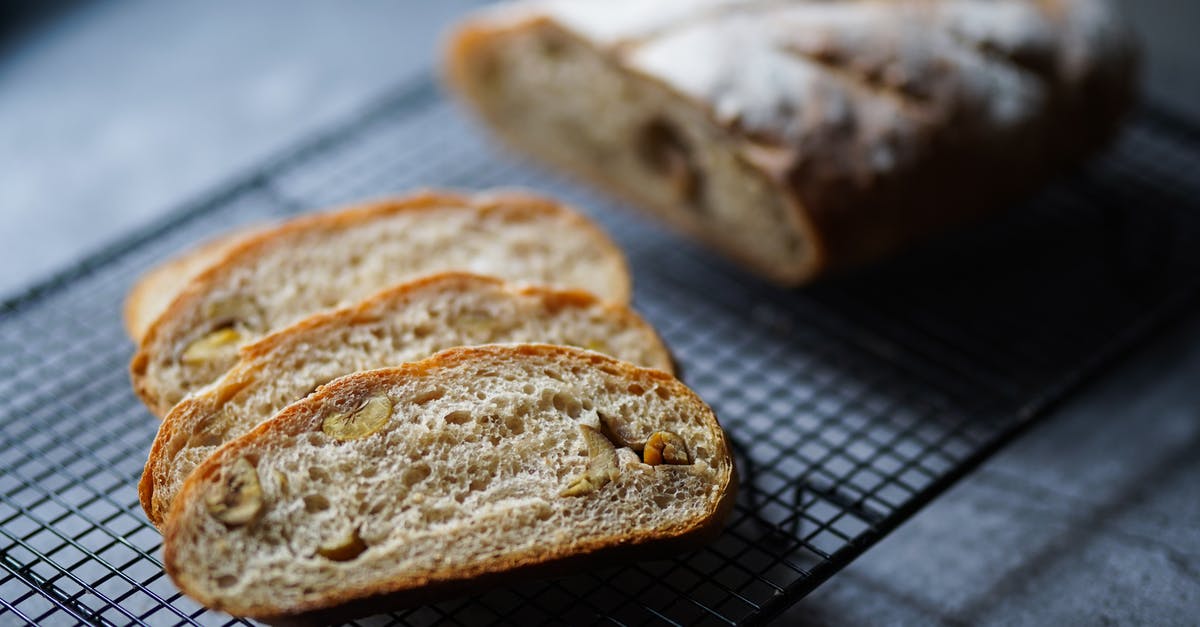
2,74,1200,626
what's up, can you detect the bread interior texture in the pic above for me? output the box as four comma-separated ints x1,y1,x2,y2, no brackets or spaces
166,346,732,616
143,274,671,527
455,22,812,279
133,196,628,415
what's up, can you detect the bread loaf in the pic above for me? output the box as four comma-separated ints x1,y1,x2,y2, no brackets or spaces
163,344,734,622
130,190,630,416
445,0,1137,284
140,272,672,528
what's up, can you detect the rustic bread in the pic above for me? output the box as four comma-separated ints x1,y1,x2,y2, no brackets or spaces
125,230,256,342
163,344,734,622
130,190,631,416
140,272,673,528
445,0,1137,284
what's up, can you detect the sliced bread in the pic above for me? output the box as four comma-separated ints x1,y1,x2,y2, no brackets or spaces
140,272,672,528
130,190,631,416
163,344,735,622
124,229,256,343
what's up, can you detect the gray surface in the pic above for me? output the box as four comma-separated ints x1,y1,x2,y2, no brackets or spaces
1122,0,1200,119
790,4,1200,621
1,1,1197,625
788,317,1200,625
0,0,481,298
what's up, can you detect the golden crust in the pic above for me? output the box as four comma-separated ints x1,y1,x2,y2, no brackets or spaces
444,18,827,284
443,2,1137,285
162,344,735,623
123,228,260,342
129,189,632,417
138,271,672,528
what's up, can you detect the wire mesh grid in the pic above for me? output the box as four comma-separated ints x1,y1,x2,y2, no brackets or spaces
2,75,1200,626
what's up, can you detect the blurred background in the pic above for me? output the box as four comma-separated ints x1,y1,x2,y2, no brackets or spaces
2,0,1199,299
0,0,485,297
2,1,1199,625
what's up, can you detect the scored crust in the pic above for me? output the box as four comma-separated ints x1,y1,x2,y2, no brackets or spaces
444,0,1137,284
130,189,632,417
162,344,736,623
139,271,674,528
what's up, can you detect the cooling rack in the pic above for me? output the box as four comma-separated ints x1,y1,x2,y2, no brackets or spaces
2,73,1200,626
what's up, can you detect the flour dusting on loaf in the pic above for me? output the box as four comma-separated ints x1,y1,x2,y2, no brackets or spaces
446,0,1137,283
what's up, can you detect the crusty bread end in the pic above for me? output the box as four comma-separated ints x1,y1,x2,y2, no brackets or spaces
130,189,632,416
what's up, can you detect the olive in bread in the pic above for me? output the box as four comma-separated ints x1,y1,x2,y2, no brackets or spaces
445,0,1137,284
163,344,735,622
140,272,673,528
130,190,631,416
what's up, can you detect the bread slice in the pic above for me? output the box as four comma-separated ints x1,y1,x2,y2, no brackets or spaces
130,190,631,416
163,344,734,622
445,0,1136,284
124,229,256,343
139,272,673,528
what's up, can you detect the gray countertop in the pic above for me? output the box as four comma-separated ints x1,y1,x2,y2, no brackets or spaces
1,1,1197,624
793,316,1200,625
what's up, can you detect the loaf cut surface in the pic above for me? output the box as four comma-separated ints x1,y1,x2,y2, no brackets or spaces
164,344,734,621
140,272,672,527
130,190,630,416
124,229,257,343
446,0,1137,284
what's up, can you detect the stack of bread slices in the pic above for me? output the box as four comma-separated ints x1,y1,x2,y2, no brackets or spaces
128,189,735,623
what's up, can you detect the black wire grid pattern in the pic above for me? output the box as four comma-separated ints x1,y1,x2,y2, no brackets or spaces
2,77,1200,626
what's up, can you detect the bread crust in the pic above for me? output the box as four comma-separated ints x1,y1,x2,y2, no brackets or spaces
130,189,631,416
162,344,735,623
444,1,1138,284
138,271,673,528
249,514,734,627
123,228,259,342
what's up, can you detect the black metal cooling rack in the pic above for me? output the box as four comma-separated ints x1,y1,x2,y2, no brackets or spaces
3,73,1200,626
